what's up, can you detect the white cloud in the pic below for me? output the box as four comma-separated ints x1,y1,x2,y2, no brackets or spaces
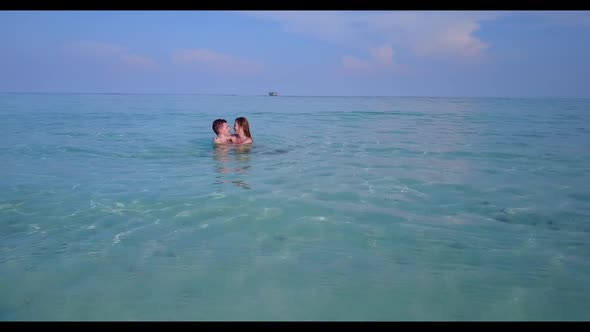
172,48,263,75
244,11,499,60
342,44,399,73
121,54,157,68
342,55,373,72
62,41,157,69
369,45,394,64
412,20,489,57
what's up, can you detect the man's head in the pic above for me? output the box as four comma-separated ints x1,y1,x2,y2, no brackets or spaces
212,119,230,136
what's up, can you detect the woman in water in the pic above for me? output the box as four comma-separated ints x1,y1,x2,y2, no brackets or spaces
232,117,253,144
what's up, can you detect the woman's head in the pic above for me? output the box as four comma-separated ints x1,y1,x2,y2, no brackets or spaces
234,117,252,139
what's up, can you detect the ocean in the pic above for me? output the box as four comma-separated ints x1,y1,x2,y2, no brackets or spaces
1,93,589,320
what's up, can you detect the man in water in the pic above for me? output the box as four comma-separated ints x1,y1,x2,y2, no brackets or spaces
212,119,235,144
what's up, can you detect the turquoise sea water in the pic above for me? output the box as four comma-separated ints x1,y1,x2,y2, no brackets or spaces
1,93,589,320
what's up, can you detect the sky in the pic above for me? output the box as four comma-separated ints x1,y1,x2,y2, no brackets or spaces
1,10,589,98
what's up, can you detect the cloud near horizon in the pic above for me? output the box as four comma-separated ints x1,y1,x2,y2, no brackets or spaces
172,48,264,75
62,41,157,69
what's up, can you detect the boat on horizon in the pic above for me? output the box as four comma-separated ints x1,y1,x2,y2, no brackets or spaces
268,91,278,96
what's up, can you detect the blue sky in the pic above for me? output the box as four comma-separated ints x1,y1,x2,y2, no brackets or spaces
1,11,589,97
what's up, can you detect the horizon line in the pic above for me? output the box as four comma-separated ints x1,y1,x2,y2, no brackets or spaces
0,91,588,100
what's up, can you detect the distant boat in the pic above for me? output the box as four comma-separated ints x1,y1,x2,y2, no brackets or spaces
268,91,278,96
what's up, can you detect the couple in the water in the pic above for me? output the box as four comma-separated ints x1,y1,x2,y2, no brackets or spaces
212,117,253,145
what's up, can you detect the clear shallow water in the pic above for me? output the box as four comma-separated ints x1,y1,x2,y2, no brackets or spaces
1,93,590,320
